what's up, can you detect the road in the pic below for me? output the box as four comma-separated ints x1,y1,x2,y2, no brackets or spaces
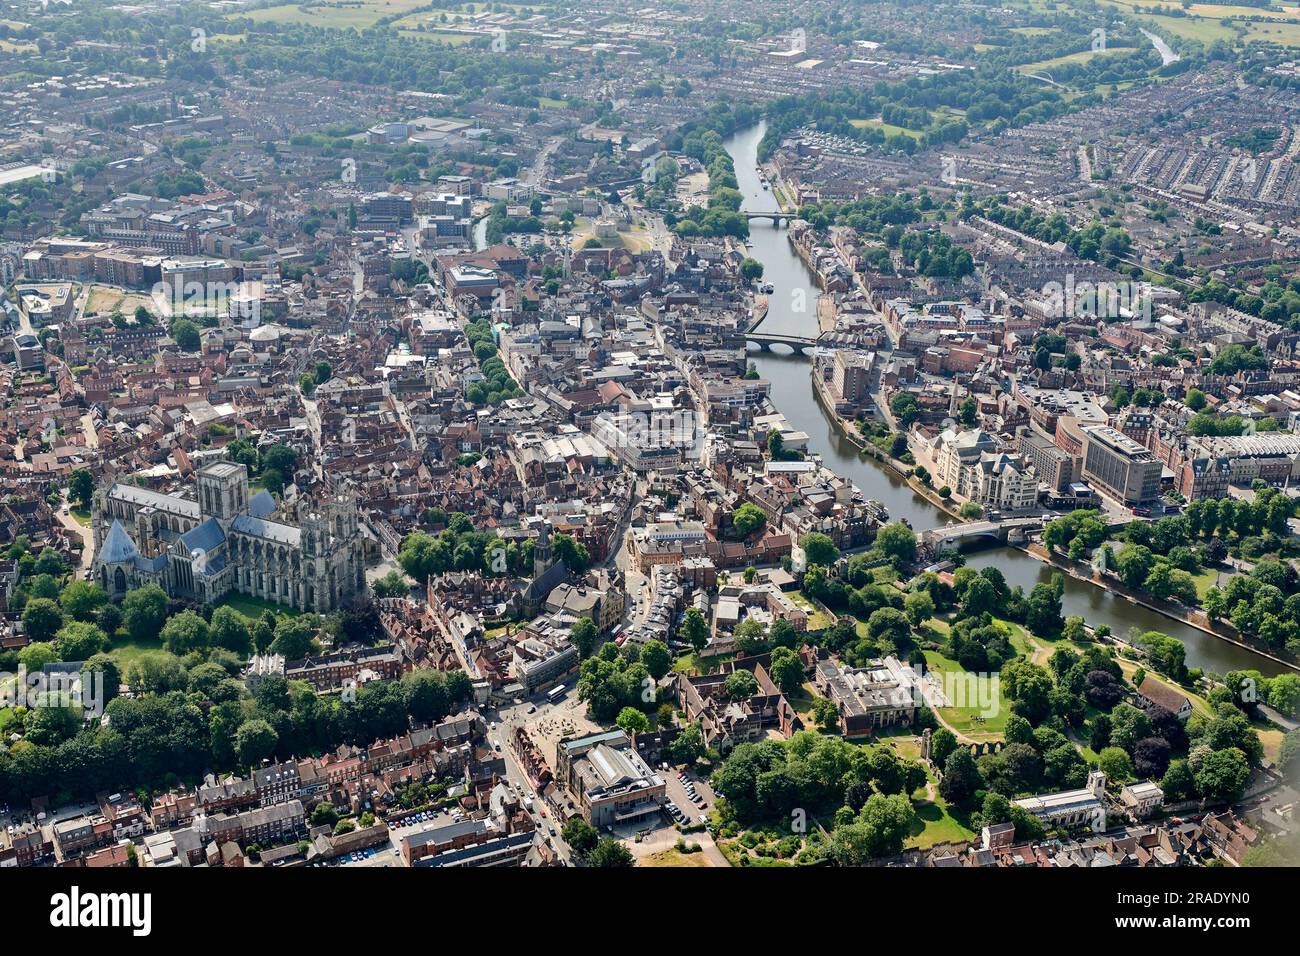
523,134,565,189
55,509,94,573
490,694,583,864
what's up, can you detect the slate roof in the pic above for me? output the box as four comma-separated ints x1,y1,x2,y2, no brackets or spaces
99,519,140,564
230,513,301,546
107,483,201,519
179,517,225,554
248,490,276,519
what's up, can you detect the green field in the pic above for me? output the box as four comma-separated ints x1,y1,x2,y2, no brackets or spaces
922,648,1010,739
849,117,925,140
1017,46,1139,75
108,635,165,672
241,0,436,30
213,593,302,621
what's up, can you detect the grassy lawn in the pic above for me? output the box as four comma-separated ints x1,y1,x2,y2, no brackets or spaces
1257,725,1286,766
848,117,925,139
790,591,832,630
787,681,820,724
70,507,91,527
1191,567,1223,600
886,732,924,762
922,648,1010,739
213,593,302,622
1016,46,1138,75
906,796,976,849
642,846,714,867
241,0,435,30
107,635,165,672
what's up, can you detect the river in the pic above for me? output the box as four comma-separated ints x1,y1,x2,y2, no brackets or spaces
724,121,1285,677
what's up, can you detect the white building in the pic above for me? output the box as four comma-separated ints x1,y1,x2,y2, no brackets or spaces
1015,771,1107,830
931,427,1039,511
1120,780,1165,820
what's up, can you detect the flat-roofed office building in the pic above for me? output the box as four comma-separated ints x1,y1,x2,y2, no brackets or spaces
1080,425,1161,507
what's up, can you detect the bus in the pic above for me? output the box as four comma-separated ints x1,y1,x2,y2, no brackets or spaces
545,684,567,704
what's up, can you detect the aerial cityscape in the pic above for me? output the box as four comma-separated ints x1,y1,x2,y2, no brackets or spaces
2,0,1299,892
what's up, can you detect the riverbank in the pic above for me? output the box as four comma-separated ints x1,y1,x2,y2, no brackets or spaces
1021,542,1300,675
725,120,1288,677
809,364,964,523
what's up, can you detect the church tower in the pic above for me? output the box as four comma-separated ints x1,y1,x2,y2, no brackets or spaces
533,521,552,579
196,461,249,529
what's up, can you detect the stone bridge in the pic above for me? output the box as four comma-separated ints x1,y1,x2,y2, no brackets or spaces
745,211,797,227
919,516,1045,553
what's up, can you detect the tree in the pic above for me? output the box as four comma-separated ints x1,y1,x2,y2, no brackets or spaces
929,727,958,766
723,669,759,700
1098,746,1134,781
731,502,766,539
939,747,982,805
813,695,840,731
18,642,59,671
800,532,839,567
739,257,764,282
68,468,94,509
904,590,935,628
208,606,252,655
161,610,210,655
1001,659,1054,724
1194,747,1250,803
680,607,709,653
82,654,122,706
1084,670,1125,710
269,615,319,659
552,534,591,573
875,522,917,564
733,618,768,655
1132,736,1172,779
97,602,123,637
1024,581,1064,639
24,705,82,746
22,598,64,643
59,580,107,621
126,651,188,695
122,585,168,643
371,569,410,599
586,838,635,867
570,617,598,658
767,646,804,696
866,607,912,652
616,706,650,737
561,818,599,856
234,718,279,767
669,723,705,766
830,794,916,863
641,640,671,680
55,621,106,660
1109,704,1154,753
1115,544,1156,589
170,318,200,351
261,444,298,475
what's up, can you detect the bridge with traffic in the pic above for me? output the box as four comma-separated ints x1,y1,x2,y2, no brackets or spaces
918,516,1046,553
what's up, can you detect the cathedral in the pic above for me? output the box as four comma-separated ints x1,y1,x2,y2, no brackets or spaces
92,461,365,614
